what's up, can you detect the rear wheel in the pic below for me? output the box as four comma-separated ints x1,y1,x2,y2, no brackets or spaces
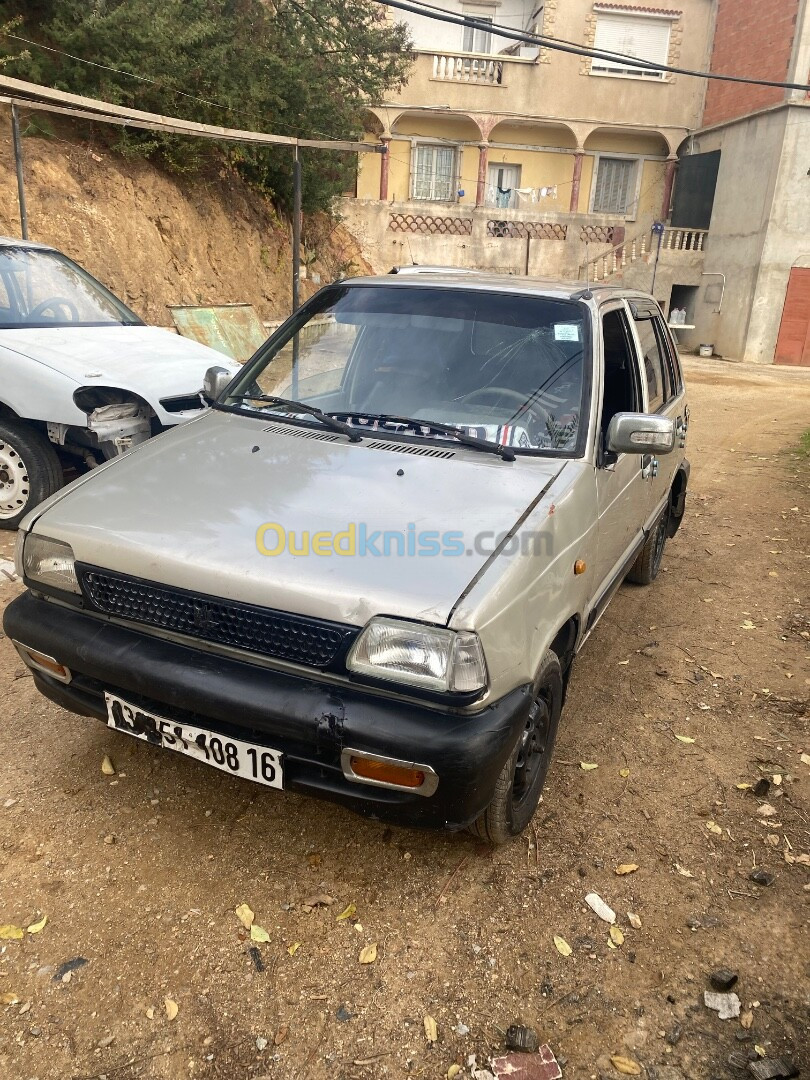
468,649,563,844
0,421,63,530
627,508,667,585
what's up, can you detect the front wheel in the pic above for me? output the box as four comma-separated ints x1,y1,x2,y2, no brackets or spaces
468,649,563,844
0,421,63,530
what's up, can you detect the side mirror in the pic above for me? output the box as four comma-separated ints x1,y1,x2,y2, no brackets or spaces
203,365,233,402
607,412,676,456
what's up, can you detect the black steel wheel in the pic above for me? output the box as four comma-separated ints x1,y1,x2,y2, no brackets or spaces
627,509,668,585
468,649,563,845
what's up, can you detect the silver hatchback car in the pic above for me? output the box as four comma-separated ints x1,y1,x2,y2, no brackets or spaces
6,273,689,843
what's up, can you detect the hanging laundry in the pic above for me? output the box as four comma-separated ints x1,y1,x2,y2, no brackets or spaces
496,185,512,208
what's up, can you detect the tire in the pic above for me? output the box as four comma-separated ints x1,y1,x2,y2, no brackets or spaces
627,508,667,585
0,421,63,530
468,649,563,845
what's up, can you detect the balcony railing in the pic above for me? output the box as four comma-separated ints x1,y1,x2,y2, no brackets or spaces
431,51,505,83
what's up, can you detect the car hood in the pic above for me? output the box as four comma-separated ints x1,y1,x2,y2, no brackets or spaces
32,409,566,627
0,325,238,397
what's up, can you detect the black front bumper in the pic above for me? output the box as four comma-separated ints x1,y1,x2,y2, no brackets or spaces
4,591,531,830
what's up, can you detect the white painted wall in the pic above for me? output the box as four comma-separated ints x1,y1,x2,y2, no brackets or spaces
394,0,538,55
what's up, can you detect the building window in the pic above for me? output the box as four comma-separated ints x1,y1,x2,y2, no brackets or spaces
592,157,638,216
462,15,493,53
591,10,672,79
486,164,521,208
412,145,457,201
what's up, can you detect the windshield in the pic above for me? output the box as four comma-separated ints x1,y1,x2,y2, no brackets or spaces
225,284,589,455
0,248,142,329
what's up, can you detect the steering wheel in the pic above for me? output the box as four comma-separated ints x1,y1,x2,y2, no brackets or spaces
28,297,81,323
462,385,550,429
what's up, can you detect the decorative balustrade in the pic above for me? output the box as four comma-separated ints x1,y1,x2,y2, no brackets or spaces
388,213,473,236
487,220,567,240
579,225,708,282
431,52,505,84
662,227,708,252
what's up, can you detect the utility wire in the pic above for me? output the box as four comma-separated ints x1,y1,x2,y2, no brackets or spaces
374,0,810,91
5,31,357,144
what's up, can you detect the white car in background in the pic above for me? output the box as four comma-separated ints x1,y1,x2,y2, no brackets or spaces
0,237,237,528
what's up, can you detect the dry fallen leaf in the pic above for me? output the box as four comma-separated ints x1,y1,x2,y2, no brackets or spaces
146,1006,155,1021
609,925,624,946
615,863,639,876
336,903,356,921
674,734,696,744
101,755,116,775
358,943,377,964
250,925,270,943
610,1055,642,1075
235,903,255,930
674,862,694,878
288,942,301,956
164,998,178,1021
757,803,777,818
740,620,756,630
706,821,722,835
800,753,810,767
740,1010,754,1029
26,915,47,934
755,1045,767,1058
0,925,24,941
553,935,572,957
627,912,642,930
736,783,752,790
447,1066,462,1080
0,992,20,1005
275,1024,289,1045
619,768,630,778
580,762,598,771
424,1015,438,1043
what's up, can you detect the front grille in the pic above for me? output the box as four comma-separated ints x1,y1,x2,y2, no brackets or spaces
78,566,358,669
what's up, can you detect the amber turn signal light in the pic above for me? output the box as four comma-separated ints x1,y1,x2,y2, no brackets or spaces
574,560,587,575
13,642,72,683
350,756,425,789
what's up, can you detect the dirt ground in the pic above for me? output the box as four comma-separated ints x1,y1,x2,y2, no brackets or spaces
0,358,808,1080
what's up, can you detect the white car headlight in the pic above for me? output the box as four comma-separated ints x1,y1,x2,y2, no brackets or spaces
22,534,80,595
347,618,487,694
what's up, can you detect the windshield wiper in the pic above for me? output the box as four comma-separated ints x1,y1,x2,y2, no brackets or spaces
338,411,516,462
230,394,362,443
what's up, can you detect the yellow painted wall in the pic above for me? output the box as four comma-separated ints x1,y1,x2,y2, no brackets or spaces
584,131,668,156
356,126,666,220
488,123,578,150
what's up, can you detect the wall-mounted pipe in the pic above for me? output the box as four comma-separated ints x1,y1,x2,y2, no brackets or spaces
701,271,725,313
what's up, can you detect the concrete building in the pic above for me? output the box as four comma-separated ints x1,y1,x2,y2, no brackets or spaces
672,0,810,364
343,0,810,364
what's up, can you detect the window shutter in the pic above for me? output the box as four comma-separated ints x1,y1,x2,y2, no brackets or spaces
593,158,636,215
592,13,670,75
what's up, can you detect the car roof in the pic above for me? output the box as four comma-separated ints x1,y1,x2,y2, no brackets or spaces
0,235,58,253
342,269,657,305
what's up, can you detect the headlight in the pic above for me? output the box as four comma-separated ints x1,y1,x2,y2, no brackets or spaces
22,534,80,594
347,618,487,694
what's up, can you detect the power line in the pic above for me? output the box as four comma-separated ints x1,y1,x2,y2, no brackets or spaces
376,0,810,91
6,31,357,145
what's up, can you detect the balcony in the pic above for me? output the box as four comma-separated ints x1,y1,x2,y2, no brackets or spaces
403,49,538,105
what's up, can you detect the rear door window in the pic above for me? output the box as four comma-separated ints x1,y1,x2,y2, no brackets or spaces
634,315,673,411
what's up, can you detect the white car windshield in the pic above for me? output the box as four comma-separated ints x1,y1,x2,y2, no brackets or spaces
225,284,588,456
0,247,142,329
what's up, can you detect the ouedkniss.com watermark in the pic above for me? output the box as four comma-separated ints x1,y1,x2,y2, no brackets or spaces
256,522,552,557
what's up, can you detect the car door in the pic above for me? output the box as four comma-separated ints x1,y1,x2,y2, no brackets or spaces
627,303,688,529
591,301,647,609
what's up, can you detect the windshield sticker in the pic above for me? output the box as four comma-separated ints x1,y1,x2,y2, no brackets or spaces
554,323,581,342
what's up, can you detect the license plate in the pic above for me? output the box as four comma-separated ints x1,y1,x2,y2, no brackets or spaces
104,692,283,789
